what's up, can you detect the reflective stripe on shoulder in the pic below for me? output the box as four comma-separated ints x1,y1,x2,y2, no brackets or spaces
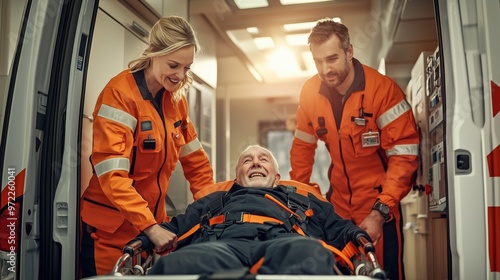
386,144,419,157
98,104,137,133
94,157,129,177
294,129,317,144
376,99,410,129
179,138,202,158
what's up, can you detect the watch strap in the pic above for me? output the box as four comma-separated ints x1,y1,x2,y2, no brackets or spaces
372,200,390,221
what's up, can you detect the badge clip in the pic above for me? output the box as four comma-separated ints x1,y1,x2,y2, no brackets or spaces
143,134,156,150
353,117,366,126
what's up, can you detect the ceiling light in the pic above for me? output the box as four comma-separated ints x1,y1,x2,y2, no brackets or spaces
246,27,259,34
285,34,309,46
267,48,301,78
283,21,317,32
254,37,275,50
280,0,332,5
233,0,269,9
226,29,257,51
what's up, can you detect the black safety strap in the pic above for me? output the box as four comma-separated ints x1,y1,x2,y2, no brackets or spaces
189,188,315,241
275,185,312,235
199,193,229,240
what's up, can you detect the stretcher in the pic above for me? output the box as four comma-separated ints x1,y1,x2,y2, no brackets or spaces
82,234,387,280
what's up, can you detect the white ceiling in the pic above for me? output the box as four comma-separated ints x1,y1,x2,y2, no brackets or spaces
189,0,438,91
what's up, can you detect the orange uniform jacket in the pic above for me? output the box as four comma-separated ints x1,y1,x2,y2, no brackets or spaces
290,61,419,223
81,69,214,235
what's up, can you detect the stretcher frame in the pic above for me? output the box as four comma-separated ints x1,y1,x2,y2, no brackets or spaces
81,235,387,280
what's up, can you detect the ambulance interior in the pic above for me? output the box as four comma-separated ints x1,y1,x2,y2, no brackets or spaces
1,0,499,279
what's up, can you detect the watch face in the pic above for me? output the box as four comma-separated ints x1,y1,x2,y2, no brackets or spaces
381,204,389,215
374,201,390,219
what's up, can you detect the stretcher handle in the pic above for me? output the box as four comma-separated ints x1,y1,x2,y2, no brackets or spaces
356,235,375,254
356,234,387,280
123,234,154,257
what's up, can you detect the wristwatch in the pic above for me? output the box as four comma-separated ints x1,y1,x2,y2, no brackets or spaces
372,200,390,221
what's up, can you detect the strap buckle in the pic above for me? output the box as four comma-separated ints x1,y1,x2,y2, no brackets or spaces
224,212,245,223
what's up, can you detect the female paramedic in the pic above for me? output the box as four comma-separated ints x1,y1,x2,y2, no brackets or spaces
80,16,214,277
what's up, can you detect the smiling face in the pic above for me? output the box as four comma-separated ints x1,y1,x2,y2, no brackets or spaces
146,45,195,94
235,146,281,188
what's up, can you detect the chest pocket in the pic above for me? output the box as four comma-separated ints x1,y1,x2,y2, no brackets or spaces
348,123,380,157
134,116,164,176
137,117,163,153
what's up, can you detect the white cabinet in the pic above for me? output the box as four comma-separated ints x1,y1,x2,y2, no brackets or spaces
188,80,216,163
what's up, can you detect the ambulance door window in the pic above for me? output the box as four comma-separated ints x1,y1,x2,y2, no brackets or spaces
0,0,27,137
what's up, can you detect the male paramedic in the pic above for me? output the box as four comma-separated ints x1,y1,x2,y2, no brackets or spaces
289,18,419,280
147,145,373,275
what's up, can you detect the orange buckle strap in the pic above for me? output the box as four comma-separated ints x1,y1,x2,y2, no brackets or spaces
304,208,314,217
209,213,284,226
292,224,306,236
249,257,265,274
341,241,358,259
177,224,201,242
176,213,284,243
318,240,355,272
264,194,314,221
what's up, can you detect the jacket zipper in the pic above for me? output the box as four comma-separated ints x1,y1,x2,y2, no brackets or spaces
339,130,353,205
153,102,168,218
338,92,354,206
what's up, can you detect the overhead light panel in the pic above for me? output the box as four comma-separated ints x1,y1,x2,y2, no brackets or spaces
254,37,275,50
233,0,269,9
285,34,309,46
267,47,301,78
246,27,260,34
331,17,342,23
280,0,332,5
283,21,317,32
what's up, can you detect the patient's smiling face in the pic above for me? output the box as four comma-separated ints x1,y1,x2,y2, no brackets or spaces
235,146,280,188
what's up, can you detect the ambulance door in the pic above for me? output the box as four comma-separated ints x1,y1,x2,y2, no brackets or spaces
436,0,500,278
0,0,98,280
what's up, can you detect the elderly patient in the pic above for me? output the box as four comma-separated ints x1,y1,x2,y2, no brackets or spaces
147,145,371,275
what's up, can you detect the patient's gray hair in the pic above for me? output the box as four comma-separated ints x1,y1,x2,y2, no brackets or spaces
235,145,279,174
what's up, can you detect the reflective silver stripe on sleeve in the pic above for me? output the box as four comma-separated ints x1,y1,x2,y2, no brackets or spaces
179,138,203,158
386,144,419,157
294,129,317,144
98,104,137,133
94,157,130,177
376,100,410,129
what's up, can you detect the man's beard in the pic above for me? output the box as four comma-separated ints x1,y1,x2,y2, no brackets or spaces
322,61,350,89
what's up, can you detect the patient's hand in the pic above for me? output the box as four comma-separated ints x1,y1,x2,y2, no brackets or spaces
143,224,178,254
358,210,384,246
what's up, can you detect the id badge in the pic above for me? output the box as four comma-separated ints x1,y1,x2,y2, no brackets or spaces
361,131,380,147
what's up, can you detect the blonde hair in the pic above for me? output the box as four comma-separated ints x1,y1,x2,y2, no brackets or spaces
128,16,199,103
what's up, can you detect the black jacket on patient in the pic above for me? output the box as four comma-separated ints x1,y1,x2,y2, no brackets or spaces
148,183,369,275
